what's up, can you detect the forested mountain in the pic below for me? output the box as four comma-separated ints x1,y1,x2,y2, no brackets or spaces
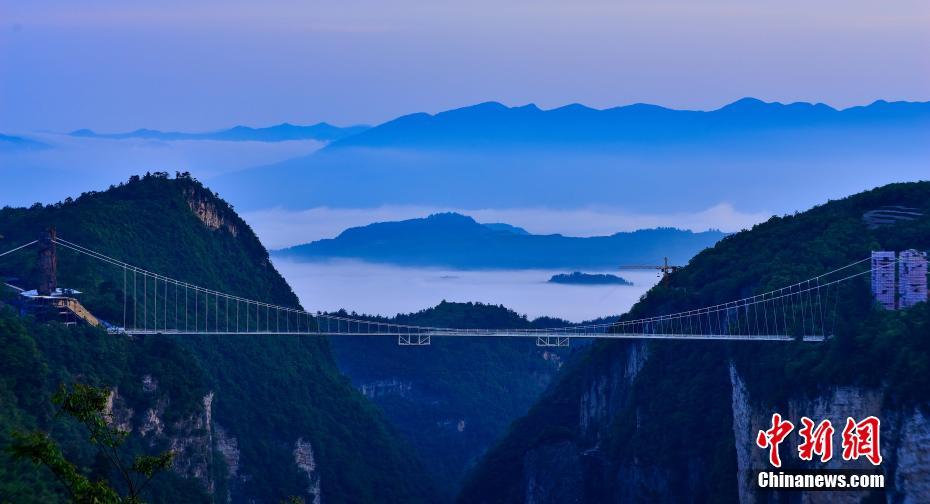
276,212,724,269
327,302,610,501
0,173,436,503
459,181,930,502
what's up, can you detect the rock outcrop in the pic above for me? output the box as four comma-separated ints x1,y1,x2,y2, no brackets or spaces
294,438,322,504
185,188,238,236
729,363,930,503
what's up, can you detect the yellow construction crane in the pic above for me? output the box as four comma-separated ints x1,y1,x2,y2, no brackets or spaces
618,257,682,281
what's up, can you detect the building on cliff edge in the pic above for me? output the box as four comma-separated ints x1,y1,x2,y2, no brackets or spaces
871,250,928,310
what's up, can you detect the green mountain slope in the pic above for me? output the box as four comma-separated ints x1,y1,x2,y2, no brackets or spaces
458,181,930,502
0,173,436,503
328,301,603,500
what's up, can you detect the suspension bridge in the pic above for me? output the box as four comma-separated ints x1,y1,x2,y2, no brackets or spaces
0,234,886,347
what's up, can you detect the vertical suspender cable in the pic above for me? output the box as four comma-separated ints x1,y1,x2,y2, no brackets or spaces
123,266,127,330
133,269,137,330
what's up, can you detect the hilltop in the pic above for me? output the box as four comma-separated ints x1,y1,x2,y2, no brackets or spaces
459,181,930,502
548,272,633,285
0,173,436,503
275,212,725,269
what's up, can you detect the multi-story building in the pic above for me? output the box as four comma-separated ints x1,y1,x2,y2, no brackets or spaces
871,251,897,310
899,249,929,309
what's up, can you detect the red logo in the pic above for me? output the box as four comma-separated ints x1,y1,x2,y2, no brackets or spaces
841,416,882,465
797,417,834,462
757,414,881,467
756,413,794,468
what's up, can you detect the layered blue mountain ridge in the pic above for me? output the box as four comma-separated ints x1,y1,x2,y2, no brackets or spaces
70,122,369,142
211,98,930,213
274,212,725,269
325,98,930,149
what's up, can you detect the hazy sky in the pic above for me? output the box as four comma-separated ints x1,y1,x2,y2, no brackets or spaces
2,0,928,132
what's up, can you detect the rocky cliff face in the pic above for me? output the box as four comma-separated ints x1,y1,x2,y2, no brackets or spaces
578,341,646,441
102,380,216,494
185,187,239,236
516,341,657,503
523,441,584,504
461,183,930,503
892,410,930,501
105,375,338,504
294,438,322,504
331,313,572,501
730,364,930,503
492,344,930,503
103,375,334,503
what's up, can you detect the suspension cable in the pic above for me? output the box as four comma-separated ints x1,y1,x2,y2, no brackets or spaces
47,235,885,338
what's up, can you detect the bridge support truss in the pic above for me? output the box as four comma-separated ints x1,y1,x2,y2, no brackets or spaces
536,336,570,347
398,334,431,346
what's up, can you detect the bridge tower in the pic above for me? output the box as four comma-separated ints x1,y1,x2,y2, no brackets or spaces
37,227,57,296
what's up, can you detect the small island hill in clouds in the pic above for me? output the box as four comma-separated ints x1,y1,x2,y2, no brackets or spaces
273,212,726,269
548,272,633,285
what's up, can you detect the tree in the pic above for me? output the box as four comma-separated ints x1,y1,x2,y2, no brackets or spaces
9,383,175,504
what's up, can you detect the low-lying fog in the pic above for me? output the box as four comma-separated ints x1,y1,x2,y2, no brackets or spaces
0,134,325,207
274,258,661,322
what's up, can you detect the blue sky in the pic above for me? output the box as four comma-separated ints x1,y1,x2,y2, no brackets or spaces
2,0,929,132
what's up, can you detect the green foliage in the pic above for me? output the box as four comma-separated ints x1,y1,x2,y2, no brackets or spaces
459,181,930,502
9,430,120,504
0,174,436,503
10,383,175,504
329,301,598,500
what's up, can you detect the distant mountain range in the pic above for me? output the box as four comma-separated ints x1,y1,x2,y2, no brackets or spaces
212,98,930,213
274,212,726,269
0,133,47,150
70,122,369,143
326,97,930,150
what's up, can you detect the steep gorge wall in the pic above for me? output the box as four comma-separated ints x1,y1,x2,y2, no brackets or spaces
730,364,930,503
518,341,654,503
462,182,930,503
474,340,930,503
104,374,328,503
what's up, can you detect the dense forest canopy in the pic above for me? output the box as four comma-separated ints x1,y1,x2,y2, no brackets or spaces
0,173,437,503
459,181,930,502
